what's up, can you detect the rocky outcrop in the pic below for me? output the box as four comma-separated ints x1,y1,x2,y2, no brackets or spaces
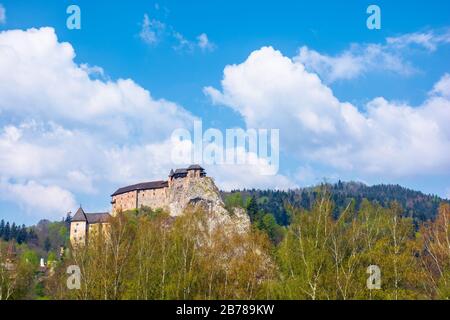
167,176,250,233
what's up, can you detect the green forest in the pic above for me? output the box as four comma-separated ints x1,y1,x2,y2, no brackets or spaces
223,182,447,226
1,185,449,300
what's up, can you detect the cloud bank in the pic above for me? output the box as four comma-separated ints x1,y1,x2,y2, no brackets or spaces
205,46,450,178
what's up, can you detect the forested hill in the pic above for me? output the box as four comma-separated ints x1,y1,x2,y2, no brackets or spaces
222,182,448,226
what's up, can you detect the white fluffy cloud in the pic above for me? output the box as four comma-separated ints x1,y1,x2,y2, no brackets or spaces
296,44,414,83
139,14,165,45
295,30,450,83
197,33,215,52
0,28,195,142
386,30,450,52
209,163,297,191
139,14,215,53
431,73,450,98
0,180,77,220
205,46,450,178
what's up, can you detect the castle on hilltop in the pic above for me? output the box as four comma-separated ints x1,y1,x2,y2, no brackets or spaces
111,164,206,214
70,165,206,246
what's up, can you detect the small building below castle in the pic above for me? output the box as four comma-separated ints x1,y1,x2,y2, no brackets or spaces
69,207,111,246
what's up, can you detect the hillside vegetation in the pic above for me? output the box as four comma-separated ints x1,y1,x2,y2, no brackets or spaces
1,185,449,300
223,182,447,227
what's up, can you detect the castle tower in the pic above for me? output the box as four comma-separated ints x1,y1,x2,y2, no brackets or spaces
70,207,111,247
70,207,88,246
186,164,206,179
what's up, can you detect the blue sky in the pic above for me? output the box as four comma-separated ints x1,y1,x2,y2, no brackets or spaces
0,0,449,224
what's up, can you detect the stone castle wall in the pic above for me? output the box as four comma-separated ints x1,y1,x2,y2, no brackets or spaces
112,191,138,213
70,221,109,246
70,221,87,245
112,186,170,214
137,187,169,211
88,223,110,239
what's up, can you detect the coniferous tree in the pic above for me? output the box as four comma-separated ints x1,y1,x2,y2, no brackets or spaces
3,222,10,241
0,220,4,238
10,223,17,241
44,237,51,252
16,225,27,244
246,196,259,223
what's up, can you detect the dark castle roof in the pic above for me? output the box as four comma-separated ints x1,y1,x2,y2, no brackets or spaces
187,164,204,171
71,207,87,222
71,207,111,224
86,213,111,224
172,168,187,175
169,165,205,177
111,180,168,197
111,166,205,197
